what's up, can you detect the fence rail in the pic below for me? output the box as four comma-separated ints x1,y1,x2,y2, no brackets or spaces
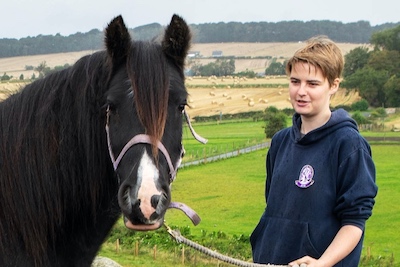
180,142,269,168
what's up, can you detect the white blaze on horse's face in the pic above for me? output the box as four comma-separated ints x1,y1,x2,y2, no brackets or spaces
136,150,162,221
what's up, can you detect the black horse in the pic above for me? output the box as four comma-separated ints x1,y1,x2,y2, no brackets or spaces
0,14,192,266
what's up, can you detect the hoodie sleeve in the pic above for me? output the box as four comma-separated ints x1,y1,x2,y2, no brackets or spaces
334,139,378,230
265,129,285,203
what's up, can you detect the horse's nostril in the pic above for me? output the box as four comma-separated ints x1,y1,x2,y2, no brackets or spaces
151,194,161,209
118,185,134,214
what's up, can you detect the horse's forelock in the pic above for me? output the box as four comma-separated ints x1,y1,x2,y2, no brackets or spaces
127,42,169,157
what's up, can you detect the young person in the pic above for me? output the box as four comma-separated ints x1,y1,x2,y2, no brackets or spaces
250,36,378,267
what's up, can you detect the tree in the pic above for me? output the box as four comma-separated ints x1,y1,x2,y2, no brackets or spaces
369,107,387,131
370,24,400,52
190,59,235,77
265,61,286,75
343,46,370,77
264,106,287,138
236,69,256,78
188,60,202,76
351,99,369,111
342,67,389,107
384,75,400,107
218,59,235,76
35,61,48,78
1,73,12,81
367,50,400,77
352,111,370,125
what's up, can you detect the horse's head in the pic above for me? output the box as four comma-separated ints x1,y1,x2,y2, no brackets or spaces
104,15,191,230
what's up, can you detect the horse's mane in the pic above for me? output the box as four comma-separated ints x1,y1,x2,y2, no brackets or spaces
0,37,172,263
0,51,116,261
127,41,170,157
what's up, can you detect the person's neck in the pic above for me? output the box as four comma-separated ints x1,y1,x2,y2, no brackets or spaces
300,112,331,134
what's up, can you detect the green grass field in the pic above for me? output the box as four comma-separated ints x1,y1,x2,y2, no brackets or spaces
99,119,400,266
181,119,266,162
363,145,400,262
166,145,400,263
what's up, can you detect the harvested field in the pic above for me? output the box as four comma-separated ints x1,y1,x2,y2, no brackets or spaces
0,78,360,118
0,42,364,116
184,76,360,117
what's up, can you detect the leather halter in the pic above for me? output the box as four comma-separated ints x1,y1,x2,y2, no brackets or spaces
105,107,207,183
105,106,206,226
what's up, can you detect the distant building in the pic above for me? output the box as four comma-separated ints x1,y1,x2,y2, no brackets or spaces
188,51,201,58
212,50,223,58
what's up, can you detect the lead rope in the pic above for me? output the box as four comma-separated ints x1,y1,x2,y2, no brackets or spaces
164,224,289,267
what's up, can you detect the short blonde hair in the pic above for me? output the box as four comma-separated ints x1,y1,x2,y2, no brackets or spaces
285,35,344,86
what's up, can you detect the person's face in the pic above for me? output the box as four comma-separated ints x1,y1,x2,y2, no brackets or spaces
289,62,339,119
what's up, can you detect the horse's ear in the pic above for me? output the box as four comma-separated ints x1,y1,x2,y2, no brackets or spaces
105,15,132,67
162,14,191,68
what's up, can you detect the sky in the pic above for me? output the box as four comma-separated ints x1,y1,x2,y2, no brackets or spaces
1,0,399,39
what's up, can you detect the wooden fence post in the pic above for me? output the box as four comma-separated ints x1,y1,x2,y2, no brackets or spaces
134,241,139,256
115,239,120,253
181,245,185,265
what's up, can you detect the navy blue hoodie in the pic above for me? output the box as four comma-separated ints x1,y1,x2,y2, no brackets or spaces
250,109,377,266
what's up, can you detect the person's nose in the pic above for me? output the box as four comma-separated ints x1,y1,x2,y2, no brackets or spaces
297,82,307,96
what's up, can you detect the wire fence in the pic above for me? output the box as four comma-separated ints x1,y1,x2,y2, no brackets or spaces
180,142,269,168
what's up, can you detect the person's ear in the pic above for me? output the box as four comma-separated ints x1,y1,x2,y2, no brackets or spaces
329,78,340,95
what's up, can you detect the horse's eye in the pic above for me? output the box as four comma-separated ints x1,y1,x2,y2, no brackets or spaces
178,104,186,113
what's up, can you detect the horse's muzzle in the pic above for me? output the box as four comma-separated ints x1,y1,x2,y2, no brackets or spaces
118,182,170,231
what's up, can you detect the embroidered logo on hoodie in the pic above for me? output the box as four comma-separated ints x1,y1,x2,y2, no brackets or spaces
295,165,315,188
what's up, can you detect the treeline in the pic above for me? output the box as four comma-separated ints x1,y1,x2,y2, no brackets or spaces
1,20,399,58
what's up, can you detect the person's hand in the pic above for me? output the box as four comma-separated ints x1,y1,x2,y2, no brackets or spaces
289,256,323,267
